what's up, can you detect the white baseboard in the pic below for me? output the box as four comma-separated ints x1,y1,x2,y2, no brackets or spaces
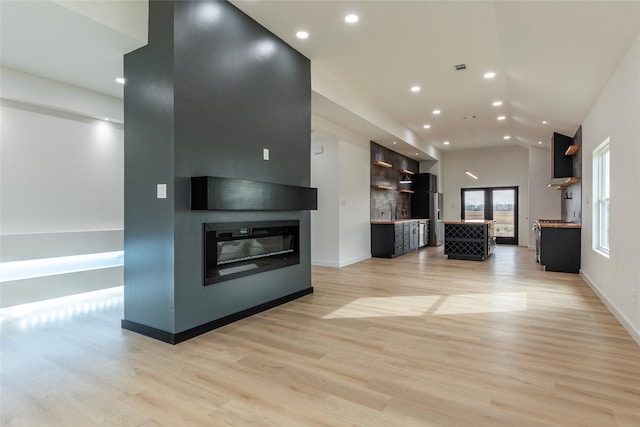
312,254,371,268
311,259,340,268
580,270,640,346
337,254,371,268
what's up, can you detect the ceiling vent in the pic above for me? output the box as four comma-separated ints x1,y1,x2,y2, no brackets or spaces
453,63,467,71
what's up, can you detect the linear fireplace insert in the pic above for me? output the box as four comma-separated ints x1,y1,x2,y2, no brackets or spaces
203,220,299,285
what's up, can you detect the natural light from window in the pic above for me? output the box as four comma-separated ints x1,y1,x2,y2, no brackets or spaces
593,137,610,257
323,292,528,319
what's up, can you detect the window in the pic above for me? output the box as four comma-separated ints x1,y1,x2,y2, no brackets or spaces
593,138,610,256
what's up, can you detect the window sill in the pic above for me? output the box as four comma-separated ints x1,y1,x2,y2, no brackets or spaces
593,248,610,259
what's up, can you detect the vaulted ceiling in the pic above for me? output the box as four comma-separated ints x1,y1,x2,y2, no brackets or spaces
2,1,638,158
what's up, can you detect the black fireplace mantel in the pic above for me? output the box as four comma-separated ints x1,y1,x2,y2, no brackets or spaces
191,176,317,211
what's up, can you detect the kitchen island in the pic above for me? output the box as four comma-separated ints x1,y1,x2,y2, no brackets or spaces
444,220,496,261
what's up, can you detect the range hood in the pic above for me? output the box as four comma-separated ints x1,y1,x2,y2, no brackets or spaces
548,176,580,187
550,132,580,188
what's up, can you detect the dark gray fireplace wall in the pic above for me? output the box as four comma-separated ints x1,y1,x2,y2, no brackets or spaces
124,0,312,335
123,0,176,332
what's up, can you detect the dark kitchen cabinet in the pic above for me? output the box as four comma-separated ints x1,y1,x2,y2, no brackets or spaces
540,226,581,273
413,173,437,194
552,132,574,179
409,221,419,251
371,221,419,258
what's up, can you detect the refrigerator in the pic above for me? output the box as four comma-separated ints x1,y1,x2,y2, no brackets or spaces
411,173,443,246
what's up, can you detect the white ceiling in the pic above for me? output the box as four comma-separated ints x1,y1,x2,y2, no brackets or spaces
1,1,639,156
230,0,640,153
0,0,146,100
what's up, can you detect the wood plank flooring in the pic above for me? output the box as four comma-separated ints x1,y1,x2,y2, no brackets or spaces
1,246,639,426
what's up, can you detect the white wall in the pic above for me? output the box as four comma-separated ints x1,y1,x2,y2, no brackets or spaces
310,134,340,266
337,128,371,267
1,103,124,234
442,146,530,247
0,68,124,307
310,115,371,267
580,34,640,344
528,146,562,248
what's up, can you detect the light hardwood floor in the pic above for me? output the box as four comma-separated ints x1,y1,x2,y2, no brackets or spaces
1,246,639,426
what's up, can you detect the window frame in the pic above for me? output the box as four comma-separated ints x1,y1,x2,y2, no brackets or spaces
592,138,610,257
460,186,519,245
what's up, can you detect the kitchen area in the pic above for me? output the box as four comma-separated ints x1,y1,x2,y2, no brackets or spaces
370,124,584,274
370,141,442,258
533,127,583,273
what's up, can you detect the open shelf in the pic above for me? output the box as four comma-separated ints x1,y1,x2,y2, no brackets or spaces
371,185,393,190
565,145,580,156
398,189,414,194
399,169,414,175
549,176,581,190
372,160,392,168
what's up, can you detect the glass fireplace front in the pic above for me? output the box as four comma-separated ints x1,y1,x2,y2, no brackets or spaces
203,220,299,285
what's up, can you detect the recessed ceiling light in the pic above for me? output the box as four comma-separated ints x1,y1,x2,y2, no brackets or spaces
432,109,441,115
443,141,450,145
345,14,359,23
115,77,125,84
423,124,431,129
484,72,496,79
497,115,506,121
503,135,511,140
415,153,419,155
492,101,502,107
410,86,421,92
104,117,109,121
538,141,543,144
542,120,548,124
296,31,309,39
392,141,397,144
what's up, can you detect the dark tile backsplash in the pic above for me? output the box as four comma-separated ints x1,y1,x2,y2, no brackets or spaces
370,142,419,221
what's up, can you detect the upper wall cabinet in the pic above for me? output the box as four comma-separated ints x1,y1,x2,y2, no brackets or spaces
551,132,574,178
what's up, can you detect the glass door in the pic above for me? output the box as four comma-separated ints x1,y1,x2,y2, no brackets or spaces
461,187,518,245
463,190,486,221
492,189,517,244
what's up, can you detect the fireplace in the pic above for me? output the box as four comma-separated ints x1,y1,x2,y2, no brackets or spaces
204,220,299,285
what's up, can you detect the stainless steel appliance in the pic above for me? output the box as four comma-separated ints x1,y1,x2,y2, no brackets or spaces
532,219,566,262
418,220,427,247
411,173,443,246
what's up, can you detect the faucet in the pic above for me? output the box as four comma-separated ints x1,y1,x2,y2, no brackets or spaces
387,202,394,220
396,203,405,220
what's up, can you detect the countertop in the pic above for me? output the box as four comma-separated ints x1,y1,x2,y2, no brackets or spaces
540,223,582,229
371,218,430,225
443,220,496,225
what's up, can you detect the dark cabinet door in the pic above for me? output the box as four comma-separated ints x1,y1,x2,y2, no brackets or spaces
371,224,395,258
540,227,581,273
409,221,419,250
552,132,574,178
393,223,405,257
411,173,437,217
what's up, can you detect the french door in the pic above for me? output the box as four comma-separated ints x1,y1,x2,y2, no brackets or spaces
461,186,518,245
